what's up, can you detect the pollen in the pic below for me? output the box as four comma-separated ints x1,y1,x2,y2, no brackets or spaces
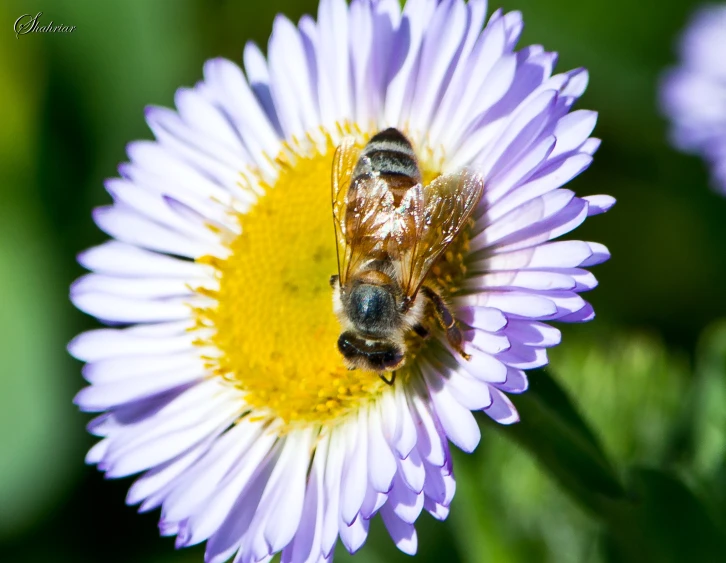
192,131,387,428
192,129,468,429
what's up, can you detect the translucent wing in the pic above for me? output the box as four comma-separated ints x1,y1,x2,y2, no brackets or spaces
332,137,392,286
389,169,484,303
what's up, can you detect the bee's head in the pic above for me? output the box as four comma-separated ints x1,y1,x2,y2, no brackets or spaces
337,332,404,371
346,282,398,337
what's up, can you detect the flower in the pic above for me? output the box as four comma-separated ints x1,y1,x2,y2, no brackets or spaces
660,4,726,192
70,1,614,562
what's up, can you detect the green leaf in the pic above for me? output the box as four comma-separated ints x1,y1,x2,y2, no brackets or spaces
450,444,558,563
483,369,627,514
690,321,726,479
602,469,726,563
549,329,687,467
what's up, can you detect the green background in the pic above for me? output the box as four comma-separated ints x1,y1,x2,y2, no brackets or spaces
1,0,726,562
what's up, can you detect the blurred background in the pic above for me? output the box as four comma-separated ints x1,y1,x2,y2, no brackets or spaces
1,0,726,561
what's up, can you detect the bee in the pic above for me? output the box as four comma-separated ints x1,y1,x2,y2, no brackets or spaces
330,128,484,384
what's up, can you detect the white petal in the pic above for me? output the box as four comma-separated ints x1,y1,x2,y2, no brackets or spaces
367,403,397,493
551,109,598,158
360,486,387,520
484,387,520,424
485,135,556,206
426,380,480,452
338,512,369,555
388,473,423,524
384,0,437,127
72,274,198,300
259,430,314,553
465,269,575,292
397,446,425,494
321,428,345,557
423,497,450,520
476,89,558,179
340,410,368,525
267,16,319,137
489,153,593,221
427,0,489,146
243,42,283,137
581,242,610,266
174,87,244,154
483,240,596,270
126,141,232,203
104,402,239,478
456,306,508,332
145,107,250,188
440,363,494,409
448,342,508,383
389,386,417,458
456,291,557,319
380,503,418,555
93,205,214,258
317,0,352,126
202,58,281,160
74,363,204,412
71,290,192,324
584,194,616,215
475,189,575,248
78,241,206,278
463,328,511,354
411,394,446,467
68,322,194,362
185,435,282,547
423,463,456,505
160,419,268,523
205,459,276,563
127,435,213,507
282,435,327,563
409,0,468,134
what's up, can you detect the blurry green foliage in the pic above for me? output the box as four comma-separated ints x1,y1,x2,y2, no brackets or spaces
690,321,726,480
0,1,79,540
550,330,687,466
453,329,726,563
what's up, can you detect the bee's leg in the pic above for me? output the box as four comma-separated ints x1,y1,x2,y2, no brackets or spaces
329,274,339,288
421,286,471,361
379,371,396,385
413,324,429,338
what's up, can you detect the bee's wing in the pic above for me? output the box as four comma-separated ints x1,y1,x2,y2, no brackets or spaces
332,137,360,285
390,169,484,301
332,137,391,285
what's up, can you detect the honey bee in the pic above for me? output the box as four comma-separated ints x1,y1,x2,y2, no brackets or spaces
330,128,484,384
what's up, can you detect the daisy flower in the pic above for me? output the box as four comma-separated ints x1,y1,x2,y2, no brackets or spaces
70,1,614,562
661,4,726,191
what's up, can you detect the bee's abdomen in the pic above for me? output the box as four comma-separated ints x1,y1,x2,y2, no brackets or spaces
354,128,422,187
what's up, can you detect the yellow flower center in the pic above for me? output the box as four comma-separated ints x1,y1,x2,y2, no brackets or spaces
194,129,466,429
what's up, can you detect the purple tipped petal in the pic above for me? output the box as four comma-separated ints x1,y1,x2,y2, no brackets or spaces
660,5,726,192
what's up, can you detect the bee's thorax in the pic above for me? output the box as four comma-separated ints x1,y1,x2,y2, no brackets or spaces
346,282,398,338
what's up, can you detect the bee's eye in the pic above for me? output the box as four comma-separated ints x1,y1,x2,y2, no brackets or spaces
374,347,403,369
337,332,360,360
337,333,403,370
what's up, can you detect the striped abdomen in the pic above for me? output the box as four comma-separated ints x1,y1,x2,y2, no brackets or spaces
352,128,422,194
